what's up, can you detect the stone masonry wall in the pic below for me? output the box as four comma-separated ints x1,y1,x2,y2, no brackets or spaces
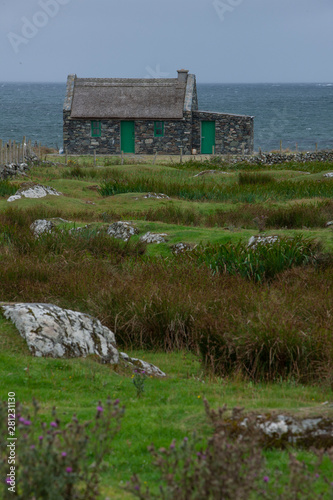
63,112,120,155
192,111,254,155
63,114,193,155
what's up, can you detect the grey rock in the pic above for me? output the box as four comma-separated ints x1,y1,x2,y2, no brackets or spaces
172,242,195,254
326,221,333,227
7,184,62,202
143,192,170,199
107,221,139,241
323,172,333,178
248,235,279,248
0,302,166,376
0,303,119,363
30,219,55,237
120,352,166,377
140,232,168,244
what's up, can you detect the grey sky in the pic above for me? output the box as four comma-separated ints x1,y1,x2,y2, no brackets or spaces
1,0,332,83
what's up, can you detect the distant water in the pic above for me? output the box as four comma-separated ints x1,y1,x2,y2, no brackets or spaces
0,82,332,152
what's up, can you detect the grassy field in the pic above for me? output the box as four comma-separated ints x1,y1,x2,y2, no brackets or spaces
0,155,333,498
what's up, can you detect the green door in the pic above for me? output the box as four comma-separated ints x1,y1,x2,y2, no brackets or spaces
201,121,216,154
121,121,135,153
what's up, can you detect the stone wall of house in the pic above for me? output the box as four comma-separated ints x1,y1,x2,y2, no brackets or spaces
63,112,121,154
134,116,192,155
192,111,254,155
63,109,254,156
63,114,193,155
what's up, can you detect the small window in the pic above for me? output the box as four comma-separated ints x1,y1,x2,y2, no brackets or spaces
91,121,101,137
154,121,164,137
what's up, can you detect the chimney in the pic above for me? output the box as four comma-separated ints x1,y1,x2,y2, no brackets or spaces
177,69,189,83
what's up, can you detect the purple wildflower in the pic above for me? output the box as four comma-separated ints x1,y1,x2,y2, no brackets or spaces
183,437,188,442
50,421,58,428
315,473,320,479
6,478,11,484
24,420,31,426
170,442,175,450
38,436,43,441
97,405,103,412
19,417,26,423
30,445,35,450
114,399,120,405
263,476,269,483
61,452,67,457
66,467,73,473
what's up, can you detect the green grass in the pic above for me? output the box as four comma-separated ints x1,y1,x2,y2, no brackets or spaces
1,318,332,497
1,157,333,497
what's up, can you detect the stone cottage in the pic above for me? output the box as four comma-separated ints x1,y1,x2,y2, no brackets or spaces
63,70,254,155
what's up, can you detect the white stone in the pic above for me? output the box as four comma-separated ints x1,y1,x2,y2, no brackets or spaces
0,303,119,363
248,235,279,248
140,232,168,244
0,302,166,376
107,221,139,241
323,172,333,178
7,184,62,202
120,352,166,377
143,193,170,199
30,219,55,237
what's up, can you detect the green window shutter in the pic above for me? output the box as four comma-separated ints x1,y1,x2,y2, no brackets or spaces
91,121,101,137
154,121,164,137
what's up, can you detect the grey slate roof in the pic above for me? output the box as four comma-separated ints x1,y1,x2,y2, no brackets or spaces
69,77,187,120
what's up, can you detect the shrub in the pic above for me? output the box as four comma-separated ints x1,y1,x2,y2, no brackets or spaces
0,398,124,500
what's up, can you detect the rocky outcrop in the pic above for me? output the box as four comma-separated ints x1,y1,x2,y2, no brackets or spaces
243,413,333,449
107,222,139,241
0,302,166,376
172,242,195,254
140,232,168,244
120,352,166,377
248,235,279,248
143,193,170,199
7,184,62,202
0,303,119,363
30,219,55,237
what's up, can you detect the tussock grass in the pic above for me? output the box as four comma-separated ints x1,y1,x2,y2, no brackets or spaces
0,180,17,197
98,170,333,203
0,217,332,383
238,172,276,185
192,236,319,282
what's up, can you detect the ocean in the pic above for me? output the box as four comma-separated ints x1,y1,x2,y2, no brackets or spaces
0,82,332,152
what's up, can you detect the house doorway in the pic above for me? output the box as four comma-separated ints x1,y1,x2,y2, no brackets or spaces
121,121,135,153
201,121,216,154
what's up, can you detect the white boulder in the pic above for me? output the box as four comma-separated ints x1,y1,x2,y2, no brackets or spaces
140,232,168,244
0,303,119,363
107,222,139,241
7,184,62,202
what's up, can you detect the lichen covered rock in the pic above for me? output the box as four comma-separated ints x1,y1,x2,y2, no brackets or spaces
107,222,139,241
140,232,168,244
7,184,62,202
0,303,119,363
